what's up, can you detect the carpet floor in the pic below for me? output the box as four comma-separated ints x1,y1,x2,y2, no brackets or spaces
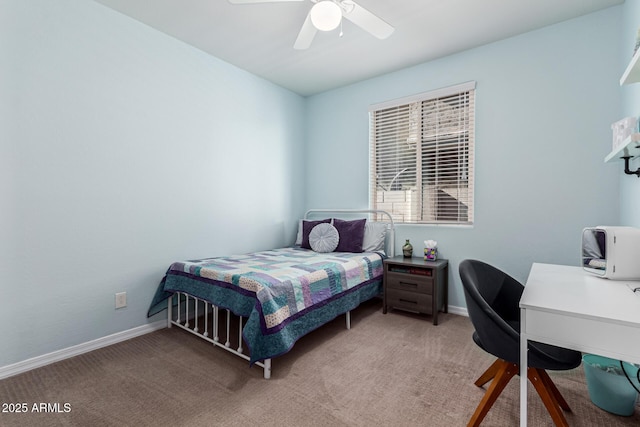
1,299,638,426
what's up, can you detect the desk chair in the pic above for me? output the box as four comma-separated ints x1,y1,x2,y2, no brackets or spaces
459,259,582,427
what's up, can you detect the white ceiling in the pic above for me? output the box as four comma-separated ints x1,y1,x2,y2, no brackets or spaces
93,0,623,96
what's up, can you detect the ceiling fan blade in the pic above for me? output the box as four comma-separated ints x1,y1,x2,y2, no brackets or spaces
228,0,303,4
293,12,318,50
341,1,394,39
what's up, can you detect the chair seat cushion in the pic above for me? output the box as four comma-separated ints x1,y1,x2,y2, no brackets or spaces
472,332,581,371
528,341,582,371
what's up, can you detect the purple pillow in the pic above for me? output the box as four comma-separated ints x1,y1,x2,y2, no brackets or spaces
301,219,331,249
333,218,366,253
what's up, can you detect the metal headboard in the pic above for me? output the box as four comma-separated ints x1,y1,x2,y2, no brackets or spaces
303,209,396,257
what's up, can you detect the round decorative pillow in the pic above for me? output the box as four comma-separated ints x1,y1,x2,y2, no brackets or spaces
308,223,340,253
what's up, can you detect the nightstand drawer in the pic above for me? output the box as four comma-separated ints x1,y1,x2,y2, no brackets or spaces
386,289,433,314
386,273,433,294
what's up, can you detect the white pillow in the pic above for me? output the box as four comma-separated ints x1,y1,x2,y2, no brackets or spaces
295,219,303,245
362,221,388,252
309,223,340,253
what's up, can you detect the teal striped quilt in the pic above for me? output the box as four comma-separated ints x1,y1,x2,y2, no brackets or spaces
148,247,384,364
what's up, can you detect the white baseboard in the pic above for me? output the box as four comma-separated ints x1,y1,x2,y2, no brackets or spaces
0,320,166,380
448,304,468,317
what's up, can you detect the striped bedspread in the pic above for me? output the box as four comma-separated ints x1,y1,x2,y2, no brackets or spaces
148,247,384,363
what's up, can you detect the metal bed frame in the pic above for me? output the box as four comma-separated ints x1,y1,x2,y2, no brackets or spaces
166,209,395,379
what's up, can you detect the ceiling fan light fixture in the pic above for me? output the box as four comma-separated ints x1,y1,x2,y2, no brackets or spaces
310,1,342,32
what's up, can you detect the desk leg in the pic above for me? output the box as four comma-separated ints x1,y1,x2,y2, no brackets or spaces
520,307,528,427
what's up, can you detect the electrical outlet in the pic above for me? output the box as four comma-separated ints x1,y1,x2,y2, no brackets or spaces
115,292,127,309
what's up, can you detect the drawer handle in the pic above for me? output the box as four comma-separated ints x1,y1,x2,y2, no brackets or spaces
399,281,418,287
399,299,418,304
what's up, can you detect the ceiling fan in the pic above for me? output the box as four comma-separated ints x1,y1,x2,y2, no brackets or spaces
228,0,395,50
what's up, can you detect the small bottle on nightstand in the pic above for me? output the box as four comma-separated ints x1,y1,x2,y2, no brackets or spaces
402,239,413,257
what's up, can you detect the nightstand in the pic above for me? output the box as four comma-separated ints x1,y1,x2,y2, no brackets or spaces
383,256,449,325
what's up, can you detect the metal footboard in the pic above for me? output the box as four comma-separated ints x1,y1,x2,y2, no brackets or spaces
167,292,272,379
167,292,353,379
166,209,392,379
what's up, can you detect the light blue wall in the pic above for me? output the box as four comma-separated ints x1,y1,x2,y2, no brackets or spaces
305,7,622,309
0,0,627,370
621,0,640,226
0,0,305,367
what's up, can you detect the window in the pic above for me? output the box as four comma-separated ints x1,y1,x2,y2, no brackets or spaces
369,82,475,225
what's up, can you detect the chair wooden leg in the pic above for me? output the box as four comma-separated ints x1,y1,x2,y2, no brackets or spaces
528,368,569,427
474,359,503,387
538,368,571,411
468,359,518,427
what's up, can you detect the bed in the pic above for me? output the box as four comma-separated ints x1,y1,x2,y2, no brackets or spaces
147,209,395,378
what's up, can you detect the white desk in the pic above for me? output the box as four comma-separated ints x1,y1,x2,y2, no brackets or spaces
519,263,640,426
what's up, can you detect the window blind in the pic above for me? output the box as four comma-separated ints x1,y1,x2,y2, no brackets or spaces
369,82,475,225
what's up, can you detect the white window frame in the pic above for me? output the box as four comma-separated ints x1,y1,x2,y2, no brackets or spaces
369,82,475,225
